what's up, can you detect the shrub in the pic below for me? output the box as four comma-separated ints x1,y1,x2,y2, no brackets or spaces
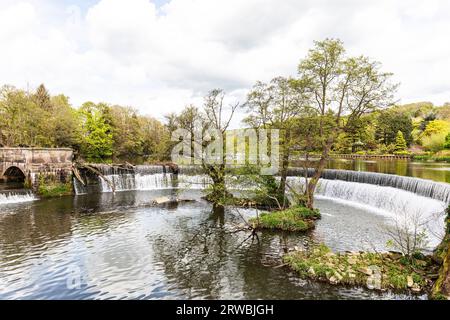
251,205,320,232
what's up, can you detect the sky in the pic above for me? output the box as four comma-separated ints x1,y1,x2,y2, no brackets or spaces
0,0,449,123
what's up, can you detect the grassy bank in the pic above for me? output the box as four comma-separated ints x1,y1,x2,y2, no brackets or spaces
250,206,320,232
283,244,438,293
37,180,73,197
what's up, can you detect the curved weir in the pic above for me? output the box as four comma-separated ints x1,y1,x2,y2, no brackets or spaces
288,168,450,204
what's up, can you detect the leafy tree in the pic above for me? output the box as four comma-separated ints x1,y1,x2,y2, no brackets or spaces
375,110,413,146
395,131,407,152
78,102,114,162
420,120,450,138
297,39,397,208
245,76,310,206
444,133,450,150
34,84,52,111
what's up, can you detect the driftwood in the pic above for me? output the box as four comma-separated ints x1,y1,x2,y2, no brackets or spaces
74,163,116,193
72,165,85,186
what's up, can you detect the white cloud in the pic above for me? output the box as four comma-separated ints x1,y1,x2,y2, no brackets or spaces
0,0,449,124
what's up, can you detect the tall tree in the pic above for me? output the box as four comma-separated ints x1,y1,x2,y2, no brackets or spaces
78,102,114,162
245,77,310,207
298,39,397,208
34,84,52,111
375,110,413,145
395,131,407,152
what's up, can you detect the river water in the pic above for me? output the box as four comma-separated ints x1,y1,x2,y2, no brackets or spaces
0,159,448,300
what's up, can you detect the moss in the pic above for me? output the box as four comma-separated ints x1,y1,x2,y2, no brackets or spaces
283,243,438,294
250,206,320,232
38,181,73,197
432,207,450,299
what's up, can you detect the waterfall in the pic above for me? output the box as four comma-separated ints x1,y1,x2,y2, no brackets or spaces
287,176,446,247
287,168,450,204
0,191,36,205
94,165,173,193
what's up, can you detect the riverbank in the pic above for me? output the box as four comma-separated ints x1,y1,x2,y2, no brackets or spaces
283,243,439,294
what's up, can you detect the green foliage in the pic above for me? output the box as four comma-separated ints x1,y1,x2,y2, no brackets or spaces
37,175,73,197
421,132,447,152
78,102,114,162
283,243,436,293
444,133,450,149
421,120,450,138
376,110,413,146
0,84,169,162
394,131,407,152
250,205,320,232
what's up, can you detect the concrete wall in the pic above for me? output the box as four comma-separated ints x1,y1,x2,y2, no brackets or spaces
0,148,73,184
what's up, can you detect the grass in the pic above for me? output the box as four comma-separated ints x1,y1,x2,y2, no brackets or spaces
38,181,73,197
250,205,320,232
283,243,439,293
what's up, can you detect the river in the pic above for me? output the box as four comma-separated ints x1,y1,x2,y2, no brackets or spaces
0,159,448,299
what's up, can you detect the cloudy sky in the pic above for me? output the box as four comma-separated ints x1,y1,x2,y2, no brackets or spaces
1,0,449,122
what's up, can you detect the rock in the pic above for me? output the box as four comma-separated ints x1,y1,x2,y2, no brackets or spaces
348,257,357,265
358,267,372,276
368,265,381,274
325,252,335,258
153,196,172,204
407,276,414,288
388,251,403,260
308,267,316,276
335,272,344,281
329,276,338,284
411,284,421,292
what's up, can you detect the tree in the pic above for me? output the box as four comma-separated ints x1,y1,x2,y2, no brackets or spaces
78,102,114,162
375,110,413,146
202,89,240,204
420,120,450,138
395,131,407,152
444,133,450,149
169,90,239,205
245,76,310,207
297,39,397,208
34,84,52,111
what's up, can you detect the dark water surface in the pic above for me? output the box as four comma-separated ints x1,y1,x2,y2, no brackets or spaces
325,158,450,183
0,189,423,300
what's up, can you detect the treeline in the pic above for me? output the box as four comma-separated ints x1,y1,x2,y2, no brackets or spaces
0,84,170,162
335,101,450,154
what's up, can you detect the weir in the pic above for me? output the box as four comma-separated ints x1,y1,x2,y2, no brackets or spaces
73,165,450,204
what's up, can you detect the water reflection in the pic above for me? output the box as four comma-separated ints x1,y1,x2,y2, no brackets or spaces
324,159,450,183
0,190,426,300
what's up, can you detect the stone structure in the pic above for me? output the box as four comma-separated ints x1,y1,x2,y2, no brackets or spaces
0,148,73,188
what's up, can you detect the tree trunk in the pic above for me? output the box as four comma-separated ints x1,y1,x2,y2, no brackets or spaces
305,139,333,209
278,130,291,208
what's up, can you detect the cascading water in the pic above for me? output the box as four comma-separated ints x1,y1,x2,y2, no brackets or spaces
287,176,446,247
288,168,450,203
0,191,36,205
96,165,173,192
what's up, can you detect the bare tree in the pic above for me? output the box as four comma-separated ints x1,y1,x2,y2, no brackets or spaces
384,202,430,257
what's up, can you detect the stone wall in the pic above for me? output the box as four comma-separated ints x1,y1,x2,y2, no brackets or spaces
0,148,73,186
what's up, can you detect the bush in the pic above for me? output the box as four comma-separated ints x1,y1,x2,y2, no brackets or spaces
250,205,320,232
422,132,447,152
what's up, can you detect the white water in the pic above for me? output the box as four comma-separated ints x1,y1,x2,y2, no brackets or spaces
287,177,446,247
100,173,172,192
0,192,37,205
288,168,450,203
